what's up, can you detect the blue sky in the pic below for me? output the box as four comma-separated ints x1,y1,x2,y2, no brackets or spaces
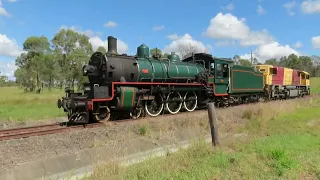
1,0,320,79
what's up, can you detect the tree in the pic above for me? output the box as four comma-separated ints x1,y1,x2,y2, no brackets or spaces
52,29,93,90
97,46,107,54
239,59,252,66
265,58,278,65
178,44,199,59
14,36,51,92
233,55,240,64
150,48,162,57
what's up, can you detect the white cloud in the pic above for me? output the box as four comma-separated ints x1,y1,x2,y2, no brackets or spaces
0,34,24,57
59,25,128,54
204,13,250,40
0,61,17,79
301,0,320,13
257,5,266,15
59,25,102,38
89,36,128,54
239,29,274,46
205,13,274,47
104,21,118,28
294,41,303,48
240,42,300,62
7,0,17,2
312,36,320,48
163,34,211,58
283,1,296,16
222,3,234,11
152,25,165,31
166,34,181,40
0,6,11,17
215,40,236,47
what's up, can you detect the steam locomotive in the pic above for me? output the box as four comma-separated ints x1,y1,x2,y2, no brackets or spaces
57,36,310,124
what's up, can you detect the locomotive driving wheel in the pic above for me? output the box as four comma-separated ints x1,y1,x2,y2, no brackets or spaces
93,106,110,122
165,92,182,114
183,92,198,112
145,94,164,117
129,108,143,119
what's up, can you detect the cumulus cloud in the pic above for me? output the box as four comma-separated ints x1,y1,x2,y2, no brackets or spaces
0,61,17,79
294,41,303,48
0,34,24,57
312,36,320,48
301,0,320,13
104,21,118,28
0,6,11,17
204,13,249,40
239,29,274,46
166,34,181,40
215,40,236,47
89,36,128,54
59,25,129,54
257,5,266,15
204,12,274,47
59,25,102,38
283,1,296,15
163,34,212,58
240,42,300,62
221,3,234,11
152,25,165,31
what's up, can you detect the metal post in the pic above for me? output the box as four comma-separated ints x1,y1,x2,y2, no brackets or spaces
207,102,219,146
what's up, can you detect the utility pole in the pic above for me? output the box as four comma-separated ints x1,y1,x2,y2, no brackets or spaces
250,50,256,65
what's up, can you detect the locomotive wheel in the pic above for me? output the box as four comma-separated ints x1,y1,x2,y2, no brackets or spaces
145,94,164,117
93,107,110,122
129,108,142,119
165,92,182,114
183,92,198,112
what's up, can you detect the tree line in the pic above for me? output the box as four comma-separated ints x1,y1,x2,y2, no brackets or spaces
233,54,319,77
0,28,319,90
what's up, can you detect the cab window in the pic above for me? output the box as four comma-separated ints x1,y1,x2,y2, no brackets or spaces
215,64,223,78
270,67,277,75
222,64,228,78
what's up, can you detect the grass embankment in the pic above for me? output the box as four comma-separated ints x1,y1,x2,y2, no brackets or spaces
0,87,65,122
311,77,320,94
88,98,320,180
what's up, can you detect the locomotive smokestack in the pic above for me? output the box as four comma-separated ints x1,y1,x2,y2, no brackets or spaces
107,36,118,55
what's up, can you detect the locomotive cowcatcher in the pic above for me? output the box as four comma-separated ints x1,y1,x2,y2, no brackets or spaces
57,36,309,124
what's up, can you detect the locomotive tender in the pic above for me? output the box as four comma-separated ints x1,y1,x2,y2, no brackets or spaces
57,36,310,123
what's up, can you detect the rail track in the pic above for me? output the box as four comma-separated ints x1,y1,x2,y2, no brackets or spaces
0,123,101,141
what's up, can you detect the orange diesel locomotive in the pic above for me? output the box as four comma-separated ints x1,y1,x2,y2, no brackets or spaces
255,65,310,100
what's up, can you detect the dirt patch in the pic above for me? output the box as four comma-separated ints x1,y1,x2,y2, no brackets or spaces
0,97,311,172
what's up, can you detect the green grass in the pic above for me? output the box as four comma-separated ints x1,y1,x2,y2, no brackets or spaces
311,77,320,94
87,98,320,180
0,87,65,122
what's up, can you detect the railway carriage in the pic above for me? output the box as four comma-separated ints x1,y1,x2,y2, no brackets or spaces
57,36,310,124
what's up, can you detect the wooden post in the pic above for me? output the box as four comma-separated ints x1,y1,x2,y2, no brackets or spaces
207,102,219,146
